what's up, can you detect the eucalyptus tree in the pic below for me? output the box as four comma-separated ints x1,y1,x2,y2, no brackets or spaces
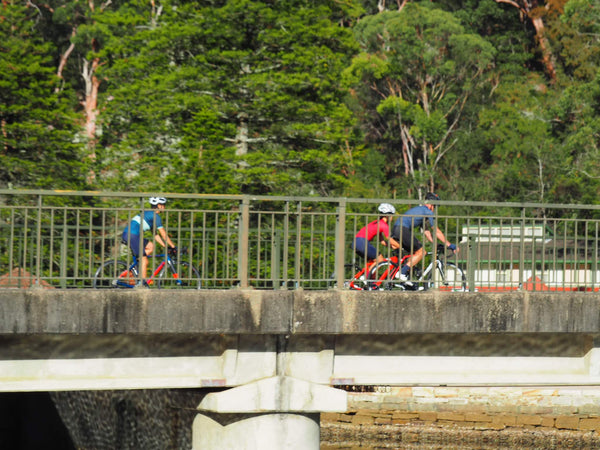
345,2,496,198
543,0,600,207
0,1,84,189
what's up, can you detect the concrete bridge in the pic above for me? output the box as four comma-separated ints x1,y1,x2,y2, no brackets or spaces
2,288,600,448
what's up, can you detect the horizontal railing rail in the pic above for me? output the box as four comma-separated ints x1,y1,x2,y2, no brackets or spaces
2,189,600,292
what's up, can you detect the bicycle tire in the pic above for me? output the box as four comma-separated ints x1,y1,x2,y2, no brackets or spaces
93,260,137,289
348,264,372,290
368,261,404,290
423,261,467,292
157,261,202,289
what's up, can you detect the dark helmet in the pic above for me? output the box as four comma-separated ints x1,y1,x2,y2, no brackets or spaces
425,192,440,202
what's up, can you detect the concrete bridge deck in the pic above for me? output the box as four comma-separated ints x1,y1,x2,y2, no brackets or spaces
1,289,599,391
3,288,600,449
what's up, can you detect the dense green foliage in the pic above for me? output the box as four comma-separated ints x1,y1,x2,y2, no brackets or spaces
0,2,84,188
1,0,599,209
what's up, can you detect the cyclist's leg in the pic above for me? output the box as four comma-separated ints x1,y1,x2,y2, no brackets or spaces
353,238,377,277
127,234,151,284
399,228,424,281
349,238,373,289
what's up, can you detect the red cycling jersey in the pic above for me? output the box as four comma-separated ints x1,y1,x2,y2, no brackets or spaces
355,219,390,241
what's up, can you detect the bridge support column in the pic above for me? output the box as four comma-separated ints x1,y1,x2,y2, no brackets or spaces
192,376,347,450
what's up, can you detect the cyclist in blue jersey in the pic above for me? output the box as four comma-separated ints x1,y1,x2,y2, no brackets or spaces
392,192,457,284
122,197,176,286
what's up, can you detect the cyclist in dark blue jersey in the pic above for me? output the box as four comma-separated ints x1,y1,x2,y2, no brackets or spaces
392,192,457,284
122,197,176,286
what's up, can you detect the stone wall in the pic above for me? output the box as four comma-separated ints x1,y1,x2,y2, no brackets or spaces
322,386,600,434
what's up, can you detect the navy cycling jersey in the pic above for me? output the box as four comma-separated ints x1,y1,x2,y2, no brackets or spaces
394,205,435,230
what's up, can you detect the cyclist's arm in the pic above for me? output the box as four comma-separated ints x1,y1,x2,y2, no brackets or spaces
425,228,458,252
155,227,176,249
388,236,400,250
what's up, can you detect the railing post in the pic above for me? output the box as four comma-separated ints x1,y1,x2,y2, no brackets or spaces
282,202,290,289
60,213,68,289
295,202,302,289
272,229,281,290
519,207,526,290
238,197,250,289
35,194,43,288
468,236,476,292
335,199,346,290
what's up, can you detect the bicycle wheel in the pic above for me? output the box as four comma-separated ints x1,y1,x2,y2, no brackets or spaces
424,262,467,292
347,263,375,290
157,261,201,289
368,261,404,290
93,260,137,288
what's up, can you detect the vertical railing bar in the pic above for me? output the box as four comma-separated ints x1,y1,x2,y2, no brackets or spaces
34,195,43,287
584,220,589,290
238,197,250,289
257,211,263,287
310,213,316,286
269,213,276,289
49,208,55,285
202,212,207,286
295,202,302,288
84,207,90,287
562,220,568,291
574,219,580,290
188,210,194,282
465,217,474,291
281,202,289,289
213,211,220,283
9,209,15,282
61,209,68,288
540,217,546,290
318,211,324,286
97,209,106,282
22,207,29,288
594,221,599,291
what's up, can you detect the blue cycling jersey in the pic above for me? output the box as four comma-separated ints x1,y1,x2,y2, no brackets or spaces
123,210,163,237
395,205,435,230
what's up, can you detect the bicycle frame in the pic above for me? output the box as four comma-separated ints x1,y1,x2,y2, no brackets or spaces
366,255,402,290
113,254,181,288
361,251,446,290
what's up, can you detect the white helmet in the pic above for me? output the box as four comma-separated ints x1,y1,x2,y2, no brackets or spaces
378,203,395,214
149,197,167,206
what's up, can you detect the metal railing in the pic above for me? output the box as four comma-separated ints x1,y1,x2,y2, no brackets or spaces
2,189,600,292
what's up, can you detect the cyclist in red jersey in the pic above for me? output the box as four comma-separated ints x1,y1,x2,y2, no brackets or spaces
351,203,401,275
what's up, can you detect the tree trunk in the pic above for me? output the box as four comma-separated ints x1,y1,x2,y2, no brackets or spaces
82,56,100,184
495,0,557,82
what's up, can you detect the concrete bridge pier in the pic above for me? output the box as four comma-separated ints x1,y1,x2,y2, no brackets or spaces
192,376,347,450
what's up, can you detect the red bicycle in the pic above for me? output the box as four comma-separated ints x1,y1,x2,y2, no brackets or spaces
348,245,467,291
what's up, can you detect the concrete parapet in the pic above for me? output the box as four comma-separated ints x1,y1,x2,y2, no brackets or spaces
3,288,600,334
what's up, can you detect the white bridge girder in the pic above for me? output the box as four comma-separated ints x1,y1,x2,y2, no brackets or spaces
2,347,600,392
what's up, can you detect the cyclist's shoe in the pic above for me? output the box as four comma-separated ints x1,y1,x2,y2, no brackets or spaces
399,273,414,288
